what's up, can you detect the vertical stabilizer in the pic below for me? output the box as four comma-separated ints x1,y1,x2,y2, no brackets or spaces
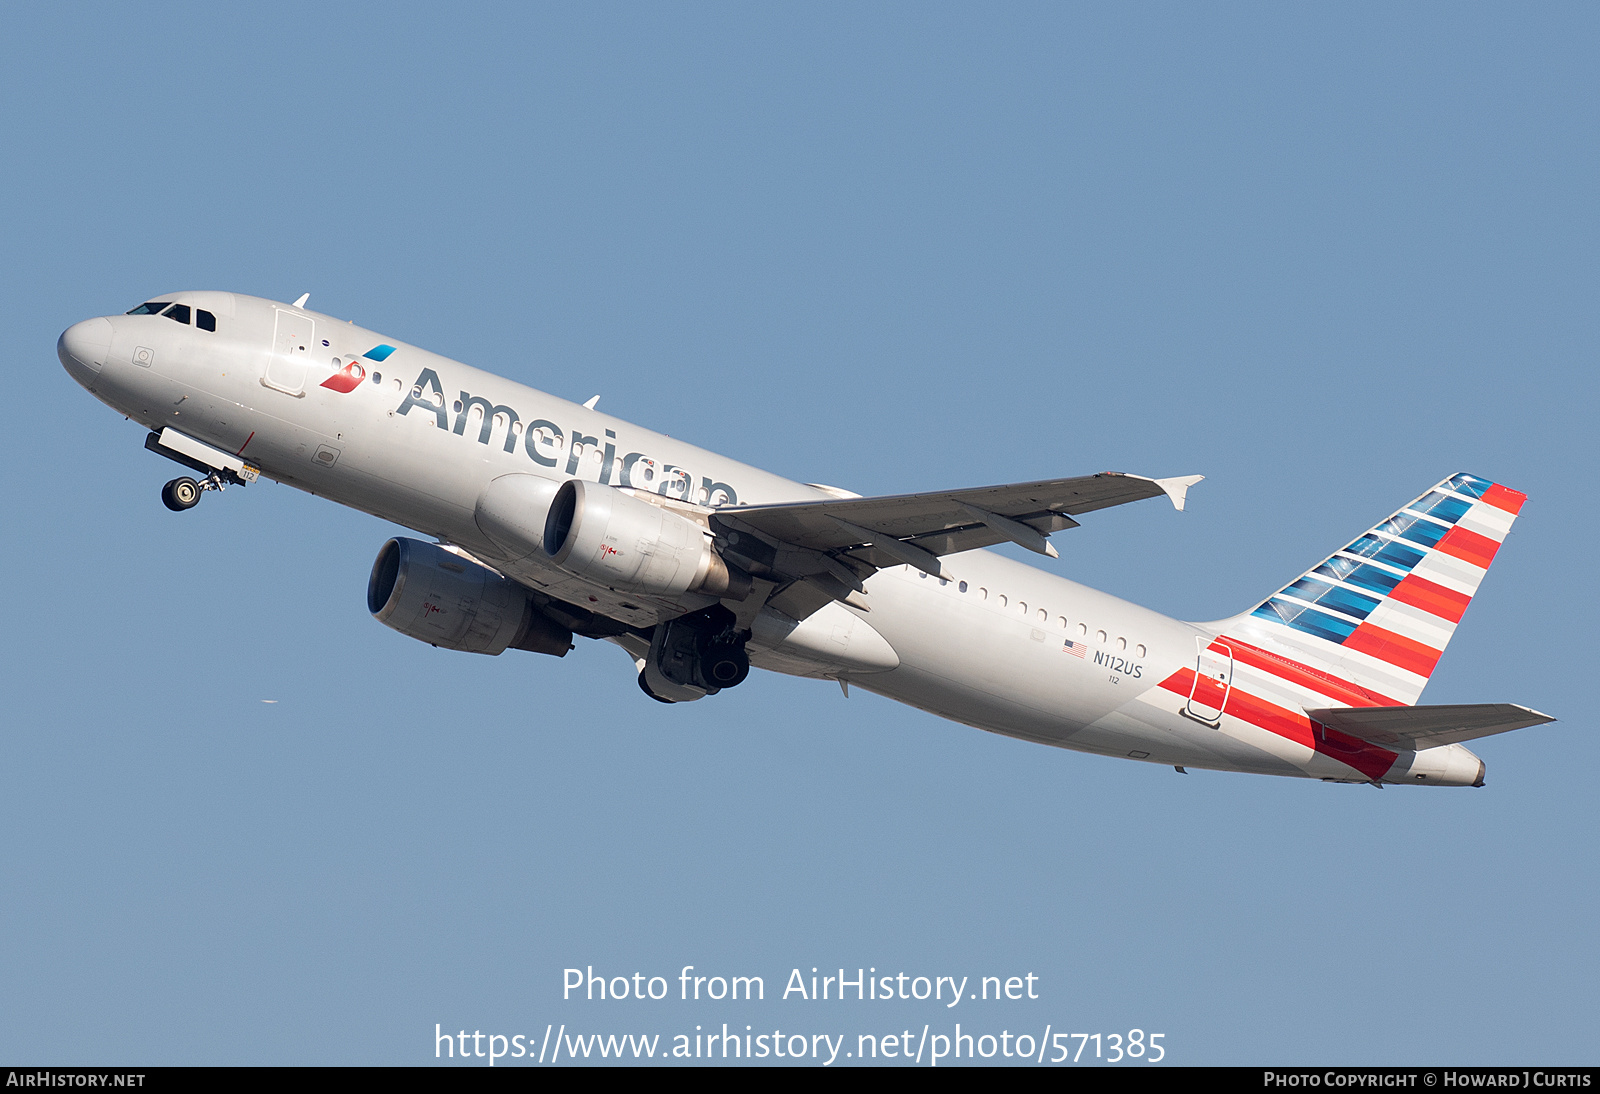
1211,473,1526,706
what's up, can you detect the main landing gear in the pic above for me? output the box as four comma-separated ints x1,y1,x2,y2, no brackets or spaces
637,605,752,703
160,470,228,512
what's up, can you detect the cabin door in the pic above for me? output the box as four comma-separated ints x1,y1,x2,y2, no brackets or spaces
264,310,315,395
1185,638,1234,725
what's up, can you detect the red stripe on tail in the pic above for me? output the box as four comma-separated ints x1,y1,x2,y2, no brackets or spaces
1210,636,1398,707
1343,623,1443,678
1156,668,1399,781
1387,573,1472,624
1435,525,1500,569
1481,483,1526,515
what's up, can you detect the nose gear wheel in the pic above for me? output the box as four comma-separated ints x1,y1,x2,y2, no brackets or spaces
160,470,230,512
161,477,201,511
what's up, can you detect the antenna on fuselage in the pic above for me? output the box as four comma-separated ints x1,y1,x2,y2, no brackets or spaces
293,293,310,308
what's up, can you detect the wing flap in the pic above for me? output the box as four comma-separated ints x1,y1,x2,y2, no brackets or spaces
1307,703,1556,751
720,471,1199,557
712,470,1199,620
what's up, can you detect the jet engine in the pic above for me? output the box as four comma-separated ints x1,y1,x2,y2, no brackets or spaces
367,537,573,656
543,480,750,599
474,473,561,561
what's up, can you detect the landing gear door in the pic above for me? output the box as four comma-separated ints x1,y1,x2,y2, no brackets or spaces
1185,637,1233,725
263,309,315,395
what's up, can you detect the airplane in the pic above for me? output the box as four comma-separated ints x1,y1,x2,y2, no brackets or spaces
57,290,1554,787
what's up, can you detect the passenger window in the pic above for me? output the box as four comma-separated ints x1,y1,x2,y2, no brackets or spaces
1096,629,1107,643
197,309,216,332
1136,644,1147,658
161,304,191,325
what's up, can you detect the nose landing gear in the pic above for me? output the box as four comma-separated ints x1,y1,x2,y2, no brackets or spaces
159,470,229,512
145,430,256,514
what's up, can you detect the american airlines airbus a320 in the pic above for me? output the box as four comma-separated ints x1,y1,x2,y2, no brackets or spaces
59,291,1553,786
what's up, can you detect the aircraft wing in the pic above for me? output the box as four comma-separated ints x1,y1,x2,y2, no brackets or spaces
711,471,1201,619
1308,703,1556,752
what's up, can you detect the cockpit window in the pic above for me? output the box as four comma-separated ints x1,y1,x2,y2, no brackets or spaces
161,304,191,325
197,309,216,332
125,301,172,315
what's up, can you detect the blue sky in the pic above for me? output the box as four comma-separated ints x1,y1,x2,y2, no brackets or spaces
1,3,1594,1065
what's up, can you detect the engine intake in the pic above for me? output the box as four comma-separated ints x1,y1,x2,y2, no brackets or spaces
367,537,572,656
474,473,561,561
543,480,750,599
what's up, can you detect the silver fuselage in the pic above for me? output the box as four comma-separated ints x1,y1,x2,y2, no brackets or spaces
58,291,1486,785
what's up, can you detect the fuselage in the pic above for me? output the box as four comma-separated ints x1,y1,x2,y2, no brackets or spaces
58,291,1487,786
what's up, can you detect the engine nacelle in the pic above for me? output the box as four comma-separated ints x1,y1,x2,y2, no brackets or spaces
543,480,750,599
367,537,572,656
474,473,561,561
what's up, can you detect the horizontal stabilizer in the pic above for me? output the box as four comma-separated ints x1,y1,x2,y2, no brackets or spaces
1307,703,1555,751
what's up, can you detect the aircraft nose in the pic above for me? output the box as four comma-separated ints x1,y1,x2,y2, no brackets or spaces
58,317,113,387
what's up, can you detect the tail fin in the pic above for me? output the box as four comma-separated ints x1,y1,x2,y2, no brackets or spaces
1213,473,1526,706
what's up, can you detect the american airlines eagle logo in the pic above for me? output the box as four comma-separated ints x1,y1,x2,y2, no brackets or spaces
321,344,397,393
